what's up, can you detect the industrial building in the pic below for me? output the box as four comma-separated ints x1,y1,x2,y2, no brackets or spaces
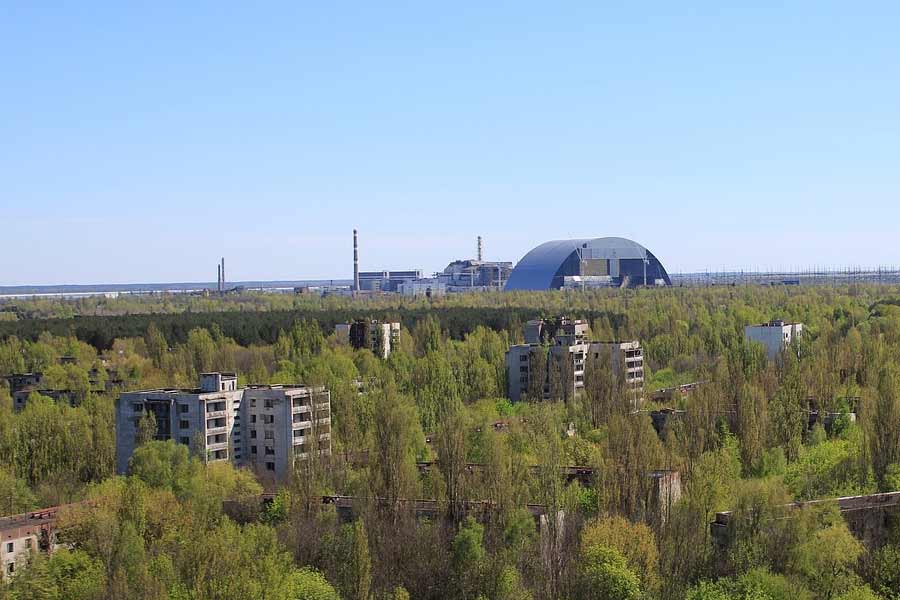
504,237,672,290
435,259,512,291
431,237,512,291
350,229,424,293
506,318,644,406
357,270,424,293
116,373,331,479
744,320,803,360
335,319,401,358
397,279,447,297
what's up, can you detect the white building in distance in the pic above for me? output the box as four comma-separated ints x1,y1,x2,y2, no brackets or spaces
744,320,803,360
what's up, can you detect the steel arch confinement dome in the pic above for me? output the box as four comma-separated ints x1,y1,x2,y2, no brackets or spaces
504,237,672,290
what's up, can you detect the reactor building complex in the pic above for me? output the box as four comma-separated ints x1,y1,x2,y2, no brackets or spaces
504,237,672,291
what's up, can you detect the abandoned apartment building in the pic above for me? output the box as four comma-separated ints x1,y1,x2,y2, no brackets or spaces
116,372,331,479
505,317,644,406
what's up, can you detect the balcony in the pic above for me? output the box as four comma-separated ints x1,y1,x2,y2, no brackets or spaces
205,410,228,419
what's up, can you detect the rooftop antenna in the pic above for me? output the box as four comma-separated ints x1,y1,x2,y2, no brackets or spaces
477,236,483,261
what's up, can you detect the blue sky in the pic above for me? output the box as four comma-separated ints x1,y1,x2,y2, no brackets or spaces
2,2,899,285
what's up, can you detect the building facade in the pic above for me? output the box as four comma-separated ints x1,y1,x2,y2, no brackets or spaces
744,320,803,360
507,319,643,406
116,373,331,479
335,319,401,359
0,506,60,580
435,259,513,291
357,270,423,293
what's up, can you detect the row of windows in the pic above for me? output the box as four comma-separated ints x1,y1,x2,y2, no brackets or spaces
3,539,31,554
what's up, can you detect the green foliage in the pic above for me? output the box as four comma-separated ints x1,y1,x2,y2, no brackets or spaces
128,440,198,498
790,522,864,599
580,515,659,594
687,568,813,600
866,544,900,600
293,568,342,600
577,545,642,600
784,436,874,500
8,285,900,599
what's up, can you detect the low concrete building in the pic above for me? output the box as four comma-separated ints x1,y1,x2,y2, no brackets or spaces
744,319,803,360
116,373,331,479
397,279,447,297
0,506,61,580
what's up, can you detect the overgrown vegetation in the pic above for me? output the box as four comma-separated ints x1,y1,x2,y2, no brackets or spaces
2,285,900,599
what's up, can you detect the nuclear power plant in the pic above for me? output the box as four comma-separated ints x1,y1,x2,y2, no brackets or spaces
343,231,671,296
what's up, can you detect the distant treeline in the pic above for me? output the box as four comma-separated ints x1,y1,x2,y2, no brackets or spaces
0,307,631,349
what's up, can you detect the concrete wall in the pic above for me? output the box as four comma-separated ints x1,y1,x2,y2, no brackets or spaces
744,322,803,360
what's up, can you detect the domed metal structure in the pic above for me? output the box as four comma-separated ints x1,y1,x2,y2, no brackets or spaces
504,237,671,290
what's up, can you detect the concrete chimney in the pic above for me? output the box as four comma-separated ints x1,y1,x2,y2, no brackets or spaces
353,229,360,293
221,258,225,292
477,236,483,262
217,263,222,292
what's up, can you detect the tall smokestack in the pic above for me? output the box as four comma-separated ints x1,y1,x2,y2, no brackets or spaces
477,236,483,262
217,263,222,292
221,257,225,292
353,229,360,293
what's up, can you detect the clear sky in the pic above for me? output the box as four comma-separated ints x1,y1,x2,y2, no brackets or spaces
2,2,899,285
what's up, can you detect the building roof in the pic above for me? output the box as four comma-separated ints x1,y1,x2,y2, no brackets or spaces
505,237,671,290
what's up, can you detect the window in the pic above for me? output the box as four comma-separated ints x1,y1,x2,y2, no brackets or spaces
265,446,275,455
24,538,32,550
180,420,189,429
251,446,257,455
264,415,274,424
266,462,275,471
519,355,528,362
6,563,13,575
5,542,12,553
250,430,257,439
264,399,274,409
250,415,257,424
250,398,257,408
264,430,274,440
519,366,528,373
132,403,144,412
179,404,189,414
180,437,190,445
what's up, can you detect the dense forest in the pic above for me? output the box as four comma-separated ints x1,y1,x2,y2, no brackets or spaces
3,285,900,599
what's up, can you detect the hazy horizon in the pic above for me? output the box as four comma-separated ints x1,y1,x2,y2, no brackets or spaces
3,3,899,286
